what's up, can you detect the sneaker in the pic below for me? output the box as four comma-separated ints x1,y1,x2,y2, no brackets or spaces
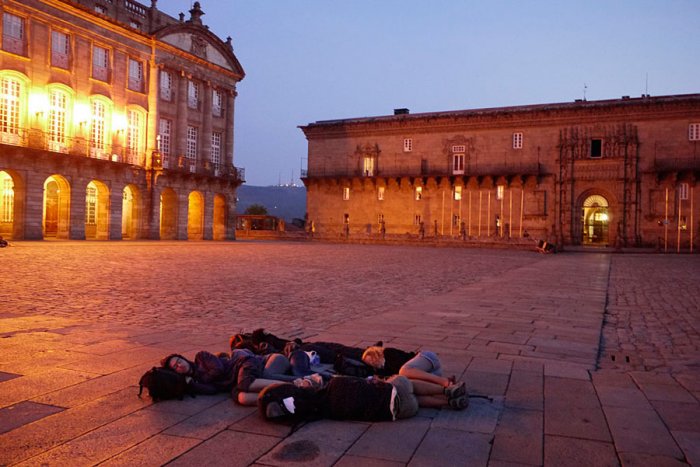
444,381,466,399
449,395,469,410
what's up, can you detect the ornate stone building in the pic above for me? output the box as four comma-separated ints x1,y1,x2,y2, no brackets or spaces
0,0,244,240
301,94,700,250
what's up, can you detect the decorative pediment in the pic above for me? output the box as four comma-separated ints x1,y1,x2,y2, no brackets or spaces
355,143,380,157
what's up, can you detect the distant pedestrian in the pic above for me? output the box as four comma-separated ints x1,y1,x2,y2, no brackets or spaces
418,221,425,240
380,220,386,240
459,221,466,241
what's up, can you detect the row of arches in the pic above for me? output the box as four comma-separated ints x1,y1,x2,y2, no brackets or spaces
1,170,229,240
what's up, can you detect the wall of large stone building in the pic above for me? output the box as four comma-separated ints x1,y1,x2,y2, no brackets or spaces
303,97,700,249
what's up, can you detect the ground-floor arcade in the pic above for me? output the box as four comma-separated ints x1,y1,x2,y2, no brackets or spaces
0,150,240,241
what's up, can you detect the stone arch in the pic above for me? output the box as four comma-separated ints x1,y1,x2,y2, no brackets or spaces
187,190,204,240
580,193,611,245
0,169,22,239
85,180,110,240
160,187,178,240
213,193,227,240
43,175,71,239
121,184,141,239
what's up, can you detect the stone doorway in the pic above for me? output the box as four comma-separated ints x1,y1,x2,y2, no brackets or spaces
582,194,610,245
43,175,70,239
0,170,14,238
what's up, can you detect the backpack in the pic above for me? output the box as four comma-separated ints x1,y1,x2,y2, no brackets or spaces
138,366,193,402
334,355,374,378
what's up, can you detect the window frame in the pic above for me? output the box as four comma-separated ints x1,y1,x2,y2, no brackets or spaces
188,80,199,109
377,186,385,201
2,12,25,56
127,58,144,93
212,89,223,116
452,153,465,175
159,70,172,101
211,131,222,173
91,45,110,82
513,132,523,149
158,118,172,168
342,187,350,200
403,138,413,152
51,30,70,69
690,123,700,141
415,186,422,201
186,125,198,172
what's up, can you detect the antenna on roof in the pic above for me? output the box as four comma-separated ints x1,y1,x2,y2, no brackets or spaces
645,72,649,95
583,83,588,101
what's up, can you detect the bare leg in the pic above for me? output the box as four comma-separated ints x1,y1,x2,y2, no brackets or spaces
411,379,446,395
416,395,448,408
399,367,450,387
237,391,258,406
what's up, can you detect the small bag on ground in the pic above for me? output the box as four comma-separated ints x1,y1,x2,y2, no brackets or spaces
138,366,193,402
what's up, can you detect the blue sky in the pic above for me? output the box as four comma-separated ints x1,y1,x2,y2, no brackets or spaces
160,1,700,186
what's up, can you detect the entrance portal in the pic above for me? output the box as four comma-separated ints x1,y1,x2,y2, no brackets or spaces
582,195,609,245
0,170,14,238
43,175,70,239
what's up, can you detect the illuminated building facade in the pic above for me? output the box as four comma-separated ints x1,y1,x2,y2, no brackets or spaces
301,94,700,250
0,0,244,240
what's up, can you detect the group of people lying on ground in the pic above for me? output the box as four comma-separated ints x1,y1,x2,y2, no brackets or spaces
140,329,468,423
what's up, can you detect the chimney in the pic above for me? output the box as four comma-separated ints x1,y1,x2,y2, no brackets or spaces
394,108,409,115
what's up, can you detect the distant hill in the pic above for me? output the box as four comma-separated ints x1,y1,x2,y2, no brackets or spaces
236,185,306,221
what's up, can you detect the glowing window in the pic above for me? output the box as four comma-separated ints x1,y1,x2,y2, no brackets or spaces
86,183,97,225
0,76,21,136
454,186,462,201
1,172,13,223
343,187,350,200
126,109,142,164
48,89,67,146
90,100,106,153
363,156,375,176
496,185,505,200
377,186,384,201
415,186,422,200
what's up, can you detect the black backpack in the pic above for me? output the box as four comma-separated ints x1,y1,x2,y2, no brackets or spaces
138,367,193,402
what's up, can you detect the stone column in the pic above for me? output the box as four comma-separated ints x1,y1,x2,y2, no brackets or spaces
109,183,124,240
177,190,189,240
202,190,213,240
69,177,86,240
23,170,45,240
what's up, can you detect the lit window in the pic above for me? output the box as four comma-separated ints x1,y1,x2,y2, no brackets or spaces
160,70,172,101
90,100,106,158
212,89,223,116
343,187,350,200
211,132,221,174
186,125,198,172
690,123,700,141
403,138,413,152
513,132,523,149
415,186,422,200
590,139,603,158
128,58,144,92
2,13,25,55
363,156,375,176
679,183,689,200
454,186,462,201
51,31,70,69
377,186,385,201
92,46,109,81
497,185,505,200
0,76,22,139
159,118,171,168
86,182,97,225
188,80,199,109
453,153,464,174
126,109,142,164
48,89,67,150
1,172,13,223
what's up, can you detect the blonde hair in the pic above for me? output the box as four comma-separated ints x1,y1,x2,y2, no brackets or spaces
362,346,385,369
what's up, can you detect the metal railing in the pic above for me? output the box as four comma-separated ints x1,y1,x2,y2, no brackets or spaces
303,162,541,179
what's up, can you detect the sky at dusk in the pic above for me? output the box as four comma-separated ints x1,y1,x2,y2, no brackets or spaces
159,1,700,187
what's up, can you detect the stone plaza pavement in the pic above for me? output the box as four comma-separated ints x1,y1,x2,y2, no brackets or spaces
0,241,698,466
